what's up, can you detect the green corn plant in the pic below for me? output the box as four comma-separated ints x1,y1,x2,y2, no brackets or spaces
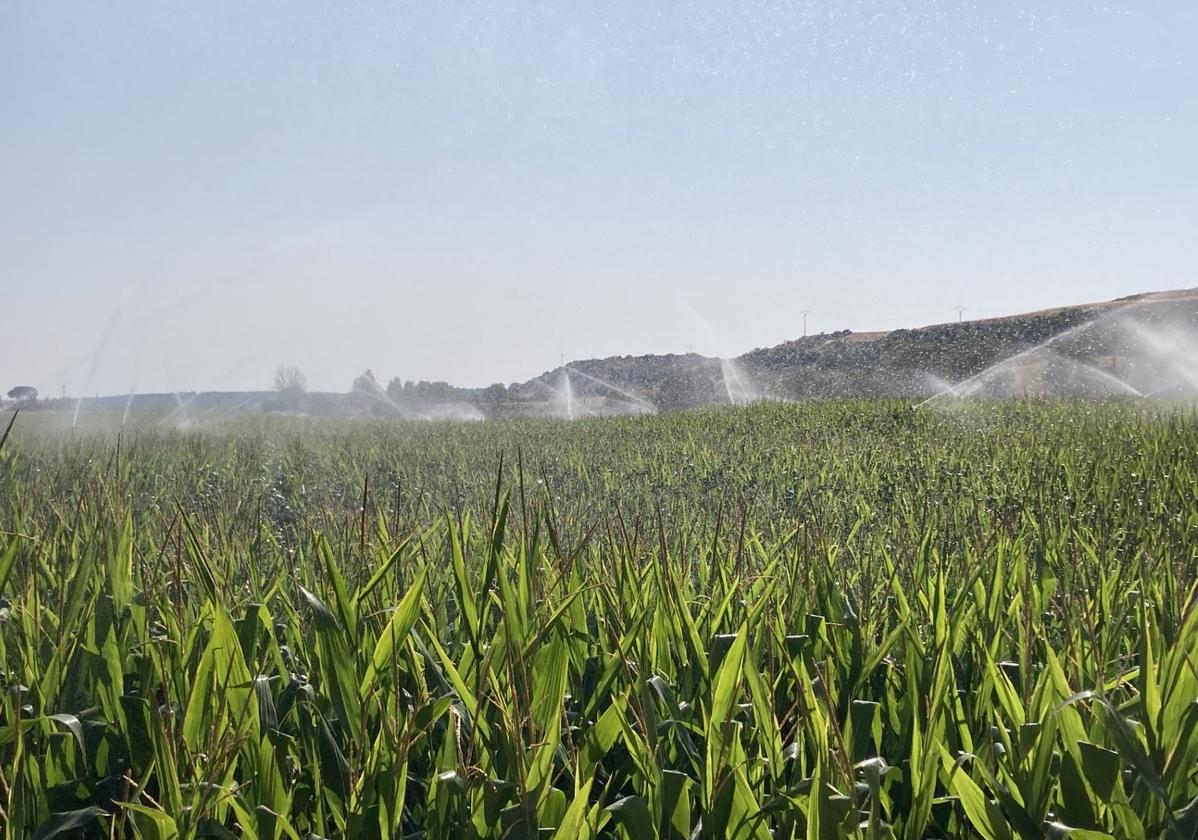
0,402,1196,836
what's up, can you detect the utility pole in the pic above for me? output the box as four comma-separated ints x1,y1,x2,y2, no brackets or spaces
801,310,811,337
954,306,966,323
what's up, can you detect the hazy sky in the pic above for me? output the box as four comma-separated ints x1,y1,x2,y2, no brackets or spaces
2,1,1195,395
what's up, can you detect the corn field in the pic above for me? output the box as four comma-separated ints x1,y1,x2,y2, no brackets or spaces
1,401,1196,839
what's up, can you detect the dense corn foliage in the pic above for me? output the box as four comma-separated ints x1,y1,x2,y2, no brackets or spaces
1,402,1196,838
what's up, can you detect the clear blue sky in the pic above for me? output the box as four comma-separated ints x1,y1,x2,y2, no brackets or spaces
2,1,1195,395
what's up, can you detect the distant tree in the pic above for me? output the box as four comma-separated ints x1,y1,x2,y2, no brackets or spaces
426,381,453,401
6,386,37,401
352,370,405,417
273,365,307,395
352,369,381,394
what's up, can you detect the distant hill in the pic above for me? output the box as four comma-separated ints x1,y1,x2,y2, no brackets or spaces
9,288,1198,423
737,287,1198,402
490,287,1198,414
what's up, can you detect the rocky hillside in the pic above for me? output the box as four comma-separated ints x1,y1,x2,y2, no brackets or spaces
493,287,1198,414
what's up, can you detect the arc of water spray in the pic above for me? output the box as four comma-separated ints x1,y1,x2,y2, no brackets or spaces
524,374,575,418
354,377,413,419
157,355,268,428
186,393,269,426
203,393,274,426
564,365,656,412
73,307,122,429
914,297,1193,408
158,390,204,428
1119,319,1198,392
914,316,1106,409
720,358,757,405
120,333,146,428
122,391,136,427
1056,353,1144,397
560,368,575,419
683,303,766,405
